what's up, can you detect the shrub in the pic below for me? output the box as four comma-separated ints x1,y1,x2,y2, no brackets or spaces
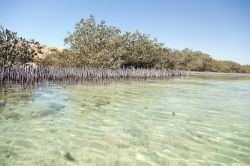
0,26,36,67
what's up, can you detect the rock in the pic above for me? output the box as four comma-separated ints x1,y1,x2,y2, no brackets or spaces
64,152,75,161
5,112,22,120
49,103,65,112
0,99,6,109
94,97,110,107
30,43,64,59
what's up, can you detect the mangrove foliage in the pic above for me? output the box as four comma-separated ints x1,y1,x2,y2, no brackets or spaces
1,15,250,73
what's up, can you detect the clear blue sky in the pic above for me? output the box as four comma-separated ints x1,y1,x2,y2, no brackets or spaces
1,0,250,64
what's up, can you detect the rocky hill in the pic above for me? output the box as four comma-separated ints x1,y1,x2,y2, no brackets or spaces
30,44,63,59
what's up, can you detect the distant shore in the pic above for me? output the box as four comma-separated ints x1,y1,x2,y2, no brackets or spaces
188,71,250,77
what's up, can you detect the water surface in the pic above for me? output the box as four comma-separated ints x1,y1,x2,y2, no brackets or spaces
0,77,250,166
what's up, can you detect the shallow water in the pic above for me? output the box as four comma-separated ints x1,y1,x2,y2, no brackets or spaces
0,77,250,166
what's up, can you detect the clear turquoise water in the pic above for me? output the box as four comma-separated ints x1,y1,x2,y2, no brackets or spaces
0,77,250,166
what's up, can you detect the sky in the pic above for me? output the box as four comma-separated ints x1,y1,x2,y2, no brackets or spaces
0,0,250,64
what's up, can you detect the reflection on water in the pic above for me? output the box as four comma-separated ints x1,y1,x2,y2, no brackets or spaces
0,77,250,166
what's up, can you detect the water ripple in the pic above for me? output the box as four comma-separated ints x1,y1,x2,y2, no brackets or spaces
0,78,250,165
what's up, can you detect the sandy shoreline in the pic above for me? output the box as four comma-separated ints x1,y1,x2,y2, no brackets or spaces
187,71,250,77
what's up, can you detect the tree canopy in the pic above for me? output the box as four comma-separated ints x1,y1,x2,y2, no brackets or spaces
2,16,250,73
0,26,37,68
40,15,247,73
